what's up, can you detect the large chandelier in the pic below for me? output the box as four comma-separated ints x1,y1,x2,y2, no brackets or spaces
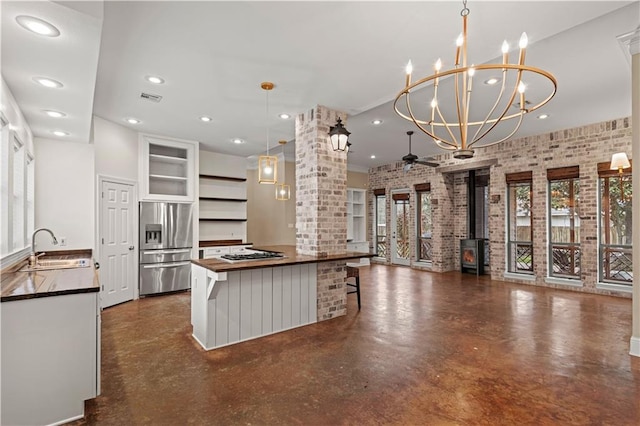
394,0,557,159
258,82,278,184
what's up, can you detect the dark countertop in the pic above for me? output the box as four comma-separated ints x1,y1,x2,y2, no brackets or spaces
191,245,373,273
1,250,99,302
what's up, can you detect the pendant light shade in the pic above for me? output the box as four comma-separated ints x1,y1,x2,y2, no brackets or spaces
275,183,290,201
329,117,351,152
258,82,278,184
258,155,278,184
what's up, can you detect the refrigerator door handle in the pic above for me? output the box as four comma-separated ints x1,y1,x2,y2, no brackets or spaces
142,262,191,269
142,249,191,255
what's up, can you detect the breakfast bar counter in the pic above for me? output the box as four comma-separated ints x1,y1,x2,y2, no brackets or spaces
191,244,368,272
190,245,372,351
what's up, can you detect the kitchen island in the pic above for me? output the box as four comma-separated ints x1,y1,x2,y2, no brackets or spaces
1,250,100,426
190,245,371,350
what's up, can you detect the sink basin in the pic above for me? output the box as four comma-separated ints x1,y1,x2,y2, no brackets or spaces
20,258,92,272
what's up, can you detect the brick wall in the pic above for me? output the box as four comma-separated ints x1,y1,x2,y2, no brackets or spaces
295,105,348,320
368,117,632,297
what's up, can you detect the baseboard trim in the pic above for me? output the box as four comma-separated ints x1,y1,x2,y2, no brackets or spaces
630,336,640,357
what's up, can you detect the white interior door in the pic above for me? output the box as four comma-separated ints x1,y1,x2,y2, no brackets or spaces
391,190,411,266
100,180,135,308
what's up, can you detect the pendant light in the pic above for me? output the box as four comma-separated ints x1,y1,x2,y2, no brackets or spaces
275,141,291,201
258,82,278,184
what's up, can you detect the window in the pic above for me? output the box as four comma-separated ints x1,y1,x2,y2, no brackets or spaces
506,172,533,274
415,183,432,262
0,125,34,259
598,161,632,285
373,189,386,257
547,166,580,279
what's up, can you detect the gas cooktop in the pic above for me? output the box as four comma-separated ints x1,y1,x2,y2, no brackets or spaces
220,251,285,263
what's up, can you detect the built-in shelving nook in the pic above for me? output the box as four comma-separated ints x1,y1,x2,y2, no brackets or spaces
198,151,248,246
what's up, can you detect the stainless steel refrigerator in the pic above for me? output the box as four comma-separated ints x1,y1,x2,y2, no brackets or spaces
139,202,193,296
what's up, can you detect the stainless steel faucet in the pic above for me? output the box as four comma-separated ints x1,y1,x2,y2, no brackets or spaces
30,228,58,267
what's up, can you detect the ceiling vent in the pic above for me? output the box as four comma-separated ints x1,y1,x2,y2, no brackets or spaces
140,92,162,103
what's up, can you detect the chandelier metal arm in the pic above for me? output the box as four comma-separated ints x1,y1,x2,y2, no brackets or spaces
473,111,525,149
394,64,557,129
434,99,460,148
470,68,508,143
405,90,458,148
467,69,523,148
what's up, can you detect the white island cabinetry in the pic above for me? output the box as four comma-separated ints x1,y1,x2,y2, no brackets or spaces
191,262,317,350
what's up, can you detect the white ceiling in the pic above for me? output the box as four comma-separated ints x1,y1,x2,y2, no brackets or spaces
2,1,638,171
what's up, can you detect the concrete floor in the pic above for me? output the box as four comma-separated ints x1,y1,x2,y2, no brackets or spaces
75,265,640,425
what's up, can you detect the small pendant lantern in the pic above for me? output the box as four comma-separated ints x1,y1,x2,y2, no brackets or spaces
275,140,290,201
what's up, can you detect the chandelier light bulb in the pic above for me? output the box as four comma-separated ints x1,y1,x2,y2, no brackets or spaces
456,33,464,47
518,81,526,93
519,32,528,49
468,67,475,77
435,58,442,72
263,165,272,175
405,60,413,87
502,40,509,54
431,98,438,108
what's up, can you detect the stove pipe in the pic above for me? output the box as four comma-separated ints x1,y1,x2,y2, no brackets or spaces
468,170,476,239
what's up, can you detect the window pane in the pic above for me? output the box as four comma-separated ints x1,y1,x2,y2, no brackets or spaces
549,177,580,278
417,192,432,262
12,139,25,251
375,195,386,257
507,181,533,273
599,176,632,284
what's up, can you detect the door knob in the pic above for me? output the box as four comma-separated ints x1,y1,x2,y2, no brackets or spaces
129,246,135,250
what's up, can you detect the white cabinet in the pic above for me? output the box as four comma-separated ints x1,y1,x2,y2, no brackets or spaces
140,134,197,202
1,293,99,425
347,188,367,244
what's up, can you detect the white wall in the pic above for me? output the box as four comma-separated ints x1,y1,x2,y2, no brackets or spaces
93,115,138,181
34,138,95,251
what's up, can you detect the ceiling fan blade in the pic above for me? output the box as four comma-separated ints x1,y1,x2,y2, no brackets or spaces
403,162,412,173
416,160,439,167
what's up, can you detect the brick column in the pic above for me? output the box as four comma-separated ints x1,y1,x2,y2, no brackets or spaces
295,105,348,321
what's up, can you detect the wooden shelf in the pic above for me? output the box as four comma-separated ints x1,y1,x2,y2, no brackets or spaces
199,174,247,182
149,153,188,164
199,218,247,222
199,197,247,202
149,174,188,181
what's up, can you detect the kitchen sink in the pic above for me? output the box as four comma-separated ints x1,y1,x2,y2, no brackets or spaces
19,258,93,272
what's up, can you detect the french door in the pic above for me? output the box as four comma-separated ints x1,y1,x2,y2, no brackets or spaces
391,190,411,265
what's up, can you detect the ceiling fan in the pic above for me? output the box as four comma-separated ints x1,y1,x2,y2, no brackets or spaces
402,131,439,172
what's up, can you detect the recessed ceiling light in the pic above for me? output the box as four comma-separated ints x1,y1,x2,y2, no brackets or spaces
126,118,141,124
43,110,65,118
370,155,376,159
537,114,549,120
371,119,383,125
231,138,245,144
16,15,60,37
484,77,500,85
278,113,291,120
199,116,212,122
52,130,68,137
33,77,63,88
146,76,165,84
